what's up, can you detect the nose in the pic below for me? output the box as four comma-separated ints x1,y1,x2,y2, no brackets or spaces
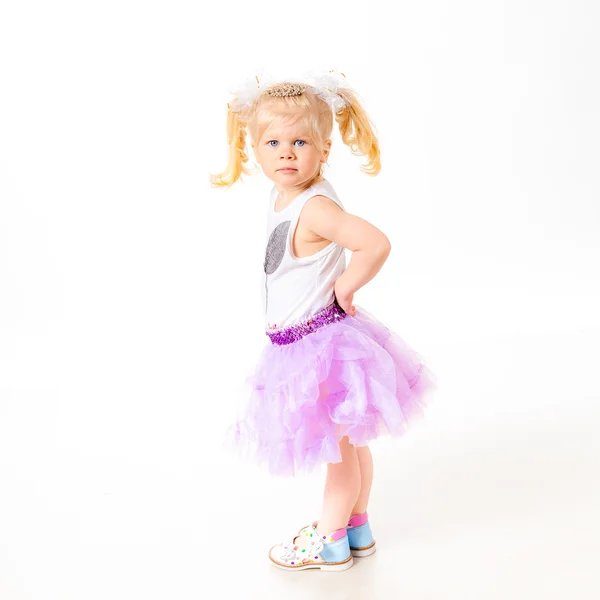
280,144,295,160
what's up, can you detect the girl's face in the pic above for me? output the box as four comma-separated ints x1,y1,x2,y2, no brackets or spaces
253,117,331,189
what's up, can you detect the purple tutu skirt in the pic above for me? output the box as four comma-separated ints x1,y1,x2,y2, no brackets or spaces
227,301,437,477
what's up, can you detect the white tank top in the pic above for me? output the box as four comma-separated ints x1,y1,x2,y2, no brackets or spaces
262,178,347,332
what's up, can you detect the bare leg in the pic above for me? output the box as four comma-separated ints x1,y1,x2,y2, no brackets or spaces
351,445,373,516
317,436,361,536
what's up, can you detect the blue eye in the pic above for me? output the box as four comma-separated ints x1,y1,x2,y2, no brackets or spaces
267,139,306,147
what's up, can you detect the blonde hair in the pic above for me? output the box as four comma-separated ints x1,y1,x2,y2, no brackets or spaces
209,82,381,189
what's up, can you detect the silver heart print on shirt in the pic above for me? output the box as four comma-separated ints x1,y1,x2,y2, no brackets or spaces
264,221,291,313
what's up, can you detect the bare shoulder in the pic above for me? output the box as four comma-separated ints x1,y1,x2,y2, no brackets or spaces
303,194,343,217
300,194,345,235
300,193,390,252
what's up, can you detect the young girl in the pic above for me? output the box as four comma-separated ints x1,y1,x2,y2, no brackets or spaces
210,70,437,571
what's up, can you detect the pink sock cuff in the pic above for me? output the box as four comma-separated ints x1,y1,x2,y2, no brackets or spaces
330,527,347,541
348,512,369,528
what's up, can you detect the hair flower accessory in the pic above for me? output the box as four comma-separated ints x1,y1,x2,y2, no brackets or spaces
227,68,352,117
305,70,352,114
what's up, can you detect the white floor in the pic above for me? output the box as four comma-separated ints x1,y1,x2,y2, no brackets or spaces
1,329,599,600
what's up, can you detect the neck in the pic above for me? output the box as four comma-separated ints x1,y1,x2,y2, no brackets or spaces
275,174,323,202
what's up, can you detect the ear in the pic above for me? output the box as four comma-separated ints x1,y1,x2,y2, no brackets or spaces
321,139,332,162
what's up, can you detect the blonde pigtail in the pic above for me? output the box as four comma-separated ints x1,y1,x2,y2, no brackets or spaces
209,105,256,189
335,88,381,176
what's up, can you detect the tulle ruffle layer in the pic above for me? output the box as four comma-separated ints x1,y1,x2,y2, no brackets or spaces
226,306,437,477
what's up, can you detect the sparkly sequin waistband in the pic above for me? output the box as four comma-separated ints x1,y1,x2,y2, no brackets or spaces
266,300,347,346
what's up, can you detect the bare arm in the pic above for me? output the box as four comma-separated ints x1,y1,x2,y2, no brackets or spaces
301,195,391,314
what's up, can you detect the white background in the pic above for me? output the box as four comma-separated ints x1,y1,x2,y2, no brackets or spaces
1,1,599,599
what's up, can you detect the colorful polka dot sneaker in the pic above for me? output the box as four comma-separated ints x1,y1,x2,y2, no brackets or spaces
347,512,376,557
268,524,354,571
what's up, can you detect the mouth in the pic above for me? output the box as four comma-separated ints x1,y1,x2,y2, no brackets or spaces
278,168,297,172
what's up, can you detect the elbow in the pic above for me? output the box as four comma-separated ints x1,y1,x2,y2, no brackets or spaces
378,235,392,258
